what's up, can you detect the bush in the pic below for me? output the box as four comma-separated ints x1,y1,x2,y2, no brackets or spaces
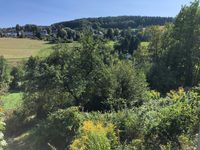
0,57,10,94
9,66,24,91
109,61,147,110
22,36,148,119
13,86,199,149
34,107,84,149
5,108,35,138
70,120,118,150
0,109,6,149
136,88,200,149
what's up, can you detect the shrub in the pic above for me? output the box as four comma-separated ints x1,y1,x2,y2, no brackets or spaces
0,121,6,149
34,107,84,149
110,110,140,142
0,105,7,149
0,57,10,94
70,120,118,150
137,88,200,149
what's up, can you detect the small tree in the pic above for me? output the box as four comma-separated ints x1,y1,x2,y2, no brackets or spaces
0,57,9,94
9,66,23,91
106,28,114,39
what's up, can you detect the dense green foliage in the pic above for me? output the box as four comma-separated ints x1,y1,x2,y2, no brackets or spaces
22,36,147,119
6,88,199,149
54,16,173,30
0,111,7,149
115,30,141,56
0,16,172,43
9,67,23,91
2,1,200,150
146,1,200,92
0,57,9,94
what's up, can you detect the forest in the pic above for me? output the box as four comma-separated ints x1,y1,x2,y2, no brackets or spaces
0,1,199,150
53,16,173,29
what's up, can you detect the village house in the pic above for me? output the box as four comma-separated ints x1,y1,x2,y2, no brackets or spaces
5,32,18,37
24,31,34,38
40,29,48,36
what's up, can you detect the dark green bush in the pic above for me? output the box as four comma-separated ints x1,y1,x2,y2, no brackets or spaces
34,107,84,149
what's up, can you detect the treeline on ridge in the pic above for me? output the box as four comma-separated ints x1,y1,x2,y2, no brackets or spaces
53,16,173,30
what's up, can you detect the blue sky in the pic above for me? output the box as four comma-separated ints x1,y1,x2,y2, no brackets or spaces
0,0,192,27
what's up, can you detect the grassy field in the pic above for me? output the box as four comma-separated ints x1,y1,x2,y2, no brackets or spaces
0,38,53,65
1,93,23,111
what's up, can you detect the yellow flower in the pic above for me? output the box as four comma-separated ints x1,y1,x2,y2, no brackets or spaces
0,108,4,113
70,120,117,150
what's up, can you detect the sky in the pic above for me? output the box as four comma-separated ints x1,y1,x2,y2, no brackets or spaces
0,0,192,28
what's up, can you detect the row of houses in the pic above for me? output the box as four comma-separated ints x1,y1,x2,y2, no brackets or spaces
1,29,48,38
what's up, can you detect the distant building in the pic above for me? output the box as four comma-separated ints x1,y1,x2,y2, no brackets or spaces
40,30,48,36
94,31,104,38
5,32,17,37
24,31,34,38
1,28,18,37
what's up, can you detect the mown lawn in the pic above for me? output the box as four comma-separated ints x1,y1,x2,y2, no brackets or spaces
0,38,53,65
0,38,83,65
